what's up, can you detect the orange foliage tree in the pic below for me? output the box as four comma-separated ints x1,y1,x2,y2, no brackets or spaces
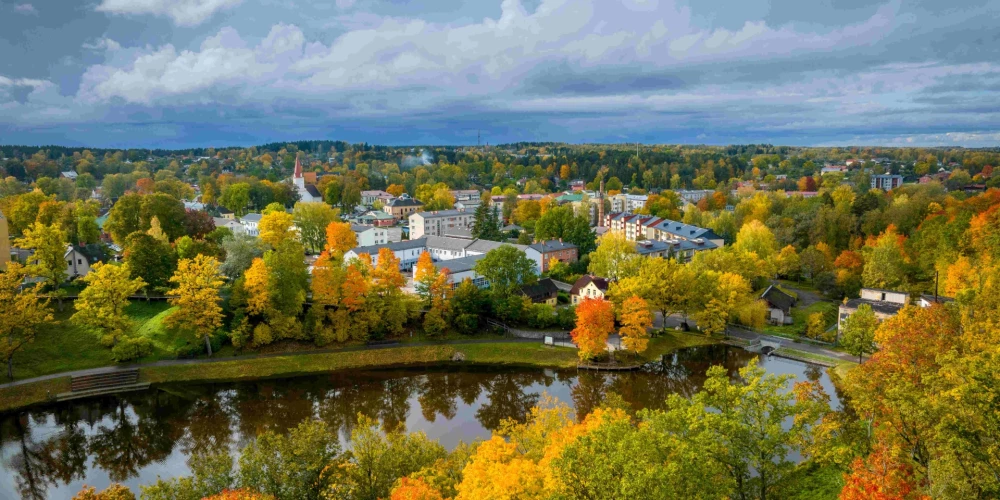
571,298,614,361
390,477,445,500
840,446,928,500
373,247,405,293
325,221,357,256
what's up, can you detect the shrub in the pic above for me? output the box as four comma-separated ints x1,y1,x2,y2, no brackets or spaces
111,337,154,362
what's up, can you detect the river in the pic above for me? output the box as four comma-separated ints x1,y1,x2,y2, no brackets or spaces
0,345,839,499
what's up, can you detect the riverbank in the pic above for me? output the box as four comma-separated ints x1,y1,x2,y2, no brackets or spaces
0,332,719,413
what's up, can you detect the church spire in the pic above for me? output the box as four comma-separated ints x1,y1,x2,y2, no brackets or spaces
293,154,303,179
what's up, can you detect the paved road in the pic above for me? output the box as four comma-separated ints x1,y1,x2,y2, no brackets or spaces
0,337,541,390
654,311,855,363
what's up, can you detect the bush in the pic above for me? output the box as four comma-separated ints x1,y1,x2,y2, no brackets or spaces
526,303,557,329
111,337,154,362
557,306,577,330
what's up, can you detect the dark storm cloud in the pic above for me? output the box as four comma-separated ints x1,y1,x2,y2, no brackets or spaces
0,0,999,147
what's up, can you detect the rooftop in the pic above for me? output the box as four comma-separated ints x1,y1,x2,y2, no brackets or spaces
348,237,427,255
570,274,609,295
842,298,906,316
529,239,578,253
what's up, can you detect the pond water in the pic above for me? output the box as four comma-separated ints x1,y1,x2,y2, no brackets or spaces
0,345,839,499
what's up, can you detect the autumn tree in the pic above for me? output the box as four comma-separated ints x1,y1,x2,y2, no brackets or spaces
238,419,340,500
123,232,178,293
733,219,777,264
166,255,226,356
0,262,53,379
15,221,67,288
73,262,146,346
220,233,266,280
424,268,452,337
862,226,907,289
71,483,136,500
587,232,640,281
617,295,652,354
258,210,296,248
840,446,926,500
572,298,614,361
473,245,537,322
292,202,338,253
413,251,436,302
775,245,801,280
325,221,357,256
840,303,878,362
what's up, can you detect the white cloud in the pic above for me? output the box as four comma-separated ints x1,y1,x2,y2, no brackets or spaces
95,0,243,26
83,38,122,52
14,3,37,15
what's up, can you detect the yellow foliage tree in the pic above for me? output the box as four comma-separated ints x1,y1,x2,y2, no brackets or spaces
258,210,296,248
0,262,53,380
618,295,652,354
73,262,146,347
166,255,225,356
325,221,357,256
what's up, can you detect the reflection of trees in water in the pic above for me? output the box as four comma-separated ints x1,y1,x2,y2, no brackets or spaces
0,352,801,494
475,371,554,430
89,395,185,482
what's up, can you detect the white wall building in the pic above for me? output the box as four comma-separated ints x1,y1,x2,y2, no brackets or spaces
409,209,476,239
610,194,648,213
241,213,262,237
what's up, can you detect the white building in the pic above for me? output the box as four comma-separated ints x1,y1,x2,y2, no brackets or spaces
450,190,481,202
351,224,391,246
241,213,262,237
604,212,723,262
292,156,322,202
838,288,909,331
344,238,427,271
409,209,476,239
361,190,395,207
610,193,648,213
871,174,904,191
213,217,246,235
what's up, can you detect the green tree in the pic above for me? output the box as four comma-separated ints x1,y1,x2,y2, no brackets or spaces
220,233,266,280
220,183,252,216
535,206,596,255
840,303,878,362
662,359,827,500
324,414,447,500
292,202,339,253
473,245,537,322
123,232,177,293
140,193,186,241
238,419,340,500
104,193,144,245
471,196,502,240
587,232,640,281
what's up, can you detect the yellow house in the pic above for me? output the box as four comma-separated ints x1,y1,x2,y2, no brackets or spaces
570,275,609,305
0,208,10,271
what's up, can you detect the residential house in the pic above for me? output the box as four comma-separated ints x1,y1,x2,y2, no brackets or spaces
384,195,424,220
359,210,396,227
569,180,586,191
344,238,427,271
871,174,904,191
0,208,9,271
409,209,476,239
213,217,246,235
13,245,102,280
525,239,578,273
761,285,797,325
351,224,390,246
521,278,560,305
218,207,236,219
919,171,950,184
570,275,609,305
241,213,262,237
361,190,395,207
838,287,909,331
60,171,78,180
821,165,848,175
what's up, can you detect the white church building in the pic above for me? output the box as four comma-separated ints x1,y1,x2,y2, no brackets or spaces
292,156,322,203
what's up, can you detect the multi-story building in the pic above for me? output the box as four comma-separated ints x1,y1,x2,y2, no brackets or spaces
525,240,578,273
674,189,715,204
609,193,648,213
344,238,427,271
871,174,904,191
450,190,481,202
384,195,424,220
409,209,476,239
604,212,722,262
351,224,391,246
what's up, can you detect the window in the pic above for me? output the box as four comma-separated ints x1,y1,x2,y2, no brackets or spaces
78,259,83,265
881,292,886,301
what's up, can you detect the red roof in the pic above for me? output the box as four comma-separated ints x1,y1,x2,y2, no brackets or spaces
293,155,302,179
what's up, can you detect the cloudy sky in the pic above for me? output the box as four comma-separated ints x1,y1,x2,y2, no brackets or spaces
1,0,998,148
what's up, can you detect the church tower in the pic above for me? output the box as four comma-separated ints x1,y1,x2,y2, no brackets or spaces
293,154,305,189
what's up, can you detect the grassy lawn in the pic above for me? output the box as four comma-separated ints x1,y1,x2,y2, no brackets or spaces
9,301,175,380
140,343,581,384
0,378,70,413
774,347,846,366
762,301,838,340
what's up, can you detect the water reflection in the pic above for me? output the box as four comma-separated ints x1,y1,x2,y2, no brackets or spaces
0,345,839,498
